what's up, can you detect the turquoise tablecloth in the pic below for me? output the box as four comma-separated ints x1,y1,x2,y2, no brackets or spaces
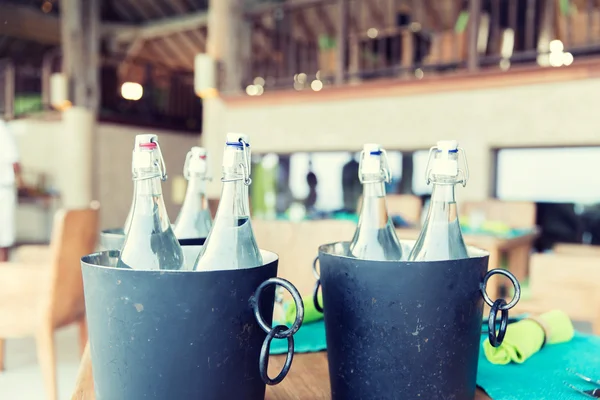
270,320,600,399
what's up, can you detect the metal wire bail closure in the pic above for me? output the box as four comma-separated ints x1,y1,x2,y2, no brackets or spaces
424,145,469,187
131,137,168,181
239,138,252,186
154,138,168,181
457,147,469,187
358,148,392,184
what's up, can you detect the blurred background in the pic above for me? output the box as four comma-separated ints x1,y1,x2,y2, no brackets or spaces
2,0,600,398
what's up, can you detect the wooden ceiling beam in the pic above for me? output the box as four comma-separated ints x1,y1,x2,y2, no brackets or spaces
365,0,386,28
120,0,195,69
0,2,207,48
156,0,205,55
0,3,60,44
423,0,443,30
294,10,315,42
108,11,209,43
314,4,336,36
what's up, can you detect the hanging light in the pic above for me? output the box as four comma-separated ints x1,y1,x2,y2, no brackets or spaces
121,82,143,101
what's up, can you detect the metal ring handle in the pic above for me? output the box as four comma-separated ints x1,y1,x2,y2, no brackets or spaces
312,279,323,313
487,299,508,347
259,325,294,386
481,268,521,310
253,277,304,338
312,256,320,279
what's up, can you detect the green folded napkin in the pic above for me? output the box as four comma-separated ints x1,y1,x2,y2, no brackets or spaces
483,309,574,365
283,292,323,325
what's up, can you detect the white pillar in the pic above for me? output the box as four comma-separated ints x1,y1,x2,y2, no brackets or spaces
57,106,94,208
201,98,226,199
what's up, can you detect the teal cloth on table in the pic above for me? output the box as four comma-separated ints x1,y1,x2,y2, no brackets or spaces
460,226,536,239
270,320,327,354
477,331,600,399
270,320,600,399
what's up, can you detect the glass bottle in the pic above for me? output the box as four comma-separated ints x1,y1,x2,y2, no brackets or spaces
117,134,185,271
193,133,263,271
173,147,213,239
348,143,403,261
408,140,469,261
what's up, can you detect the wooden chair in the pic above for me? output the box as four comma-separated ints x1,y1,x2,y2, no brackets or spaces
0,202,100,400
513,252,600,334
253,219,356,297
72,342,94,400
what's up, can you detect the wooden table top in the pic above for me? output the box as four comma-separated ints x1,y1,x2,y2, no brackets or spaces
266,352,491,400
72,346,491,399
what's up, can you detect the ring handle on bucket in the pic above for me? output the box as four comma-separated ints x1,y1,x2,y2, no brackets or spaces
253,277,304,338
311,256,324,313
487,299,508,347
480,268,520,347
259,325,294,385
252,277,304,386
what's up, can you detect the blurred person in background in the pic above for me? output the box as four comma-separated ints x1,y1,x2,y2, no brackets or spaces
341,155,361,213
0,119,23,262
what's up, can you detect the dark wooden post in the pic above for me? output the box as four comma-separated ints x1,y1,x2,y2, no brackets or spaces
467,0,481,72
336,0,349,85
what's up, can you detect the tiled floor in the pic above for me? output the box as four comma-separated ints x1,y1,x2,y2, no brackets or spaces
0,325,81,400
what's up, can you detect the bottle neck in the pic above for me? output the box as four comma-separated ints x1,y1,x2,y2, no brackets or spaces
182,175,208,207
362,180,386,198
130,170,170,232
215,145,251,219
422,180,458,226
355,180,388,231
428,180,456,204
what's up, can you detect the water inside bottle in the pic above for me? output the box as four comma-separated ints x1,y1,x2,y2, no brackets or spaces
194,216,263,270
349,195,403,261
117,226,184,270
410,199,468,261
117,193,185,270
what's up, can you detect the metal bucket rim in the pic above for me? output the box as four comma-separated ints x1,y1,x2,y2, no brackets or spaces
318,240,489,262
81,248,279,274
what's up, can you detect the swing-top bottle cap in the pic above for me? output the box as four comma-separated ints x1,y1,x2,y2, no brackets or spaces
431,140,459,176
186,146,208,175
134,134,158,149
132,134,159,168
361,143,388,178
363,143,382,155
226,133,250,146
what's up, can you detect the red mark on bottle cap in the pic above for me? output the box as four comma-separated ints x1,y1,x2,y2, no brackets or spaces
200,155,206,159
139,142,157,150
